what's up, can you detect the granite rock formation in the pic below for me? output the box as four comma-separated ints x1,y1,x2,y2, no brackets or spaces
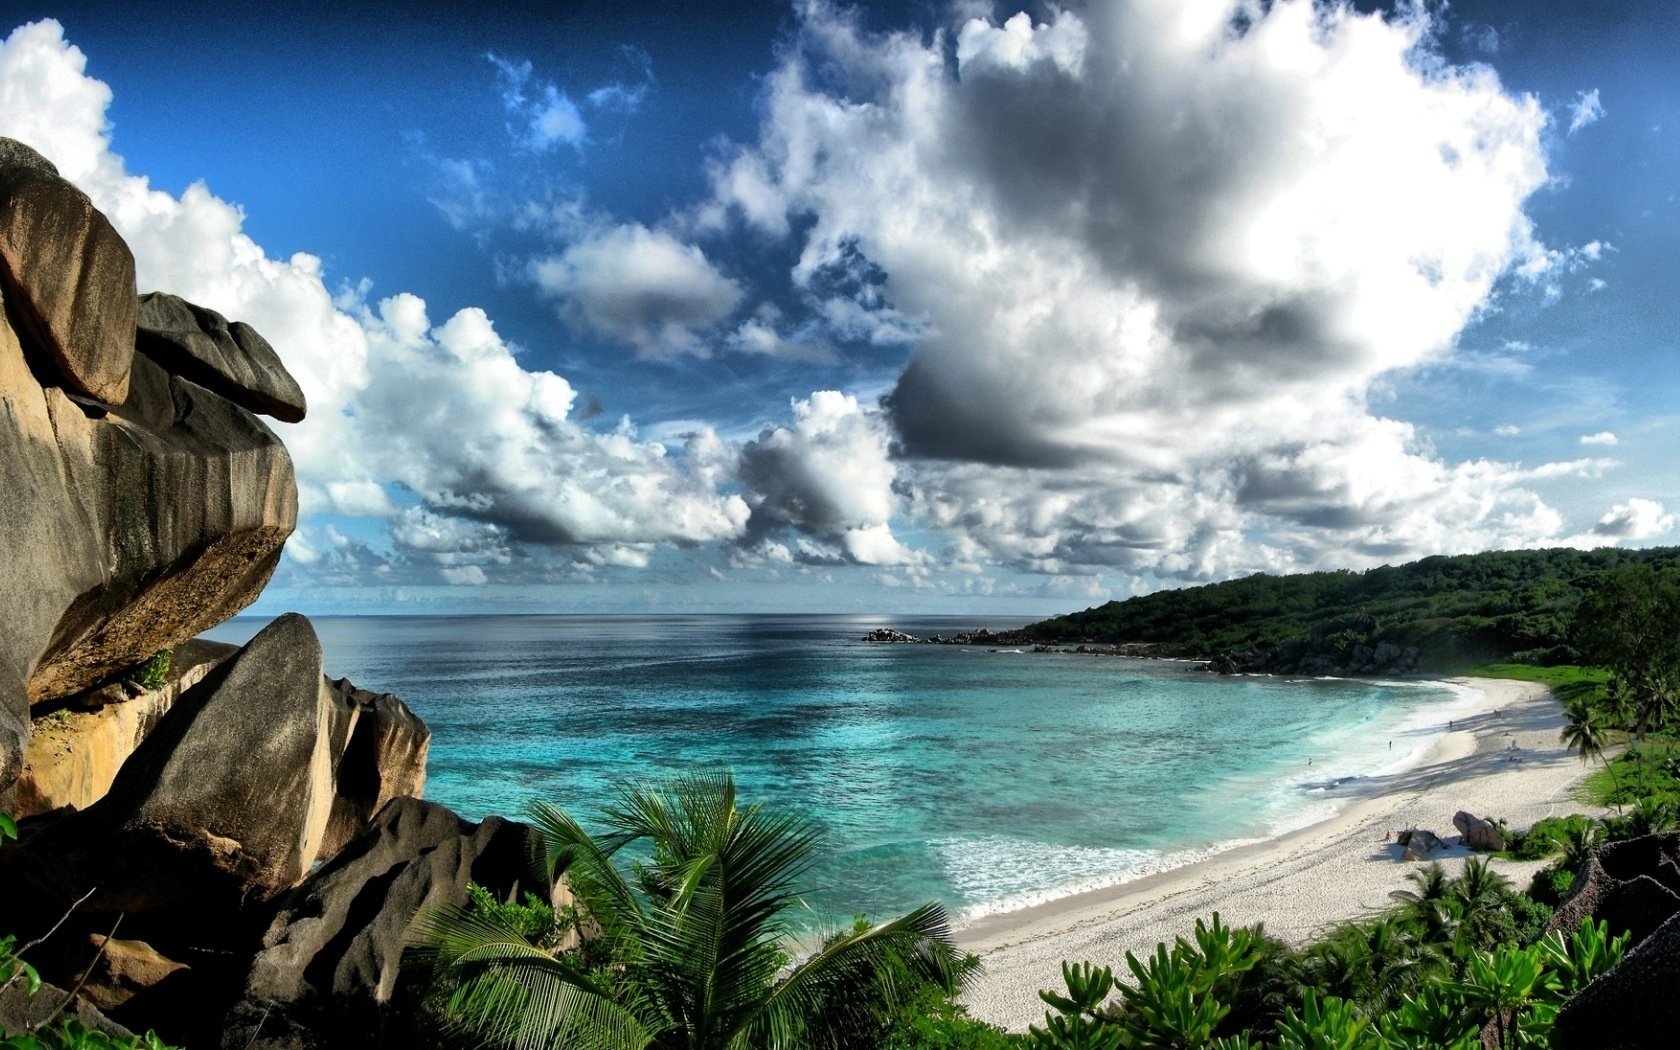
4,639,235,818
225,797,558,1050
0,135,299,789
136,292,307,423
1452,810,1506,852
0,135,539,1048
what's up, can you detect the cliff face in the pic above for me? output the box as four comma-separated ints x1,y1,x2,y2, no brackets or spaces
0,136,538,1048
0,137,296,787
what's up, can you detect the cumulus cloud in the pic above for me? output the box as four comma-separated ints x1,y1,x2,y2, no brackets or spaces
528,223,744,358
1590,499,1674,540
1568,88,1605,135
1580,431,1618,446
737,391,919,565
703,0,1594,579
0,19,747,583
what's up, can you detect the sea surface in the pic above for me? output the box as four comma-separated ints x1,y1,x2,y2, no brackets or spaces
209,614,1483,930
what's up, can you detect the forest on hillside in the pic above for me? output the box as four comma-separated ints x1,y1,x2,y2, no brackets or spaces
1022,546,1680,669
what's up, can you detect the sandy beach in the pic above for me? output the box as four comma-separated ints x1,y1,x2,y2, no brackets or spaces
957,677,1595,1031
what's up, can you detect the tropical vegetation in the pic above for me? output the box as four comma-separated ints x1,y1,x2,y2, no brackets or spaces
1022,545,1680,668
415,773,971,1049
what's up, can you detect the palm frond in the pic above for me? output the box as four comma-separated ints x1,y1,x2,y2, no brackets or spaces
741,900,966,1048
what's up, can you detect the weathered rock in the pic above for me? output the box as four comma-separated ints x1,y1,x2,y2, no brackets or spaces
136,292,307,423
0,291,296,785
3,615,339,948
1553,909,1680,1049
0,977,136,1040
1547,833,1680,946
74,935,189,1015
1396,827,1446,860
0,145,135,404
320,677,430,859
223,797,558,1050
5,640,235,818
1453,810,1506,852
0,138,58,178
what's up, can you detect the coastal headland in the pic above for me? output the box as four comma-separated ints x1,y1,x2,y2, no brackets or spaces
956,676,1593,1030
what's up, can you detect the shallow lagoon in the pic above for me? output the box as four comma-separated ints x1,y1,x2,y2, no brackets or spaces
211,614,1478,927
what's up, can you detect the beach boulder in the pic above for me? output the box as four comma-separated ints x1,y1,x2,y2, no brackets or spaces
6,640,236,818
1452,811,1506,852
3,614,341,947
0,208,296,789
1396,827,1446,860
319,676,430,858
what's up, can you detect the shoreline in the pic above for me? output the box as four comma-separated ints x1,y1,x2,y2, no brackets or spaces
956,677,1594,1031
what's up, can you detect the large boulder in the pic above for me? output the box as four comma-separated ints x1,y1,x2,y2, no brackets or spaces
136,292,307,423
1452,810,1506,852
320,677,430,858
0,276,296,786
0,141,135,404
1,615,432,930
223,797,557,1049
3,639,236,818
4,614,341,944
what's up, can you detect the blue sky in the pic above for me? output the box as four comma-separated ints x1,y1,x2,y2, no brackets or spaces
0,0,1675,616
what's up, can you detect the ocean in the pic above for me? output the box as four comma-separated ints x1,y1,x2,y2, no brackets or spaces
208,613,1483,930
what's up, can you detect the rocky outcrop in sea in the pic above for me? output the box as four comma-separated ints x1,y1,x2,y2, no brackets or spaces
0,137,554,1047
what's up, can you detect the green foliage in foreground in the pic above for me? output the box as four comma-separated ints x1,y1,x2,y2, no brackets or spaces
416,773,971,1049
1026,914,1627,1050
1022,545,1680,667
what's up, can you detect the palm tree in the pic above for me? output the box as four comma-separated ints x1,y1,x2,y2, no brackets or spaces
415,773,968,1049
1449,858,1510,956
1389,862,1458,950
1560,700,1622,814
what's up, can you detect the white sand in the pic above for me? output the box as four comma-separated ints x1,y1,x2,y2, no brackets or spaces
957,678,1596,1031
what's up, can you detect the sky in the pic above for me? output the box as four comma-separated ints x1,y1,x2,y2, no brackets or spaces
0,0,1675,616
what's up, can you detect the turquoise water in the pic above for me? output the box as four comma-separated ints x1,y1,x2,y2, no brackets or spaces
209,614,1480,927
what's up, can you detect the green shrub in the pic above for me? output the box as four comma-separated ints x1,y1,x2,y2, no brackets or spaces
1506,814,1594,860
134,650,172,691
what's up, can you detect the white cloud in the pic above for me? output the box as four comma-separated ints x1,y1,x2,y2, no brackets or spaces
528,223,743,358
737,391,919,565
0,20,748,584
1591,499,1674,540
1493,424,1520,437
1580,431,1618,446
440,565,489,586
1567,88,1605,135
709,0,1569,579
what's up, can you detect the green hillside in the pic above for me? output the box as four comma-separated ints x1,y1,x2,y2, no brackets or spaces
1023,546,1680,669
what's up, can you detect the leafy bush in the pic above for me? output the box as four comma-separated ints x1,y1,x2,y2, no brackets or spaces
134,650,172,691
1527,864,1575,906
